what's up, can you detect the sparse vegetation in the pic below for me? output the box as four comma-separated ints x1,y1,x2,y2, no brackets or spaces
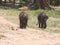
0,0,60,45
0,34,6,39
0,8,60,33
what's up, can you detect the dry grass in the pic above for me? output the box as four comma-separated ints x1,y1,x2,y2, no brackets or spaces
0,8,60,45
0,8,60,33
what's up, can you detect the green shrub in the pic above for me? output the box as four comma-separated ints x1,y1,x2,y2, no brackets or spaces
51,0,60,6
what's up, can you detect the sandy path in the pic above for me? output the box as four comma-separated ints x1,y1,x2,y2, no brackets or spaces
0,16,60,45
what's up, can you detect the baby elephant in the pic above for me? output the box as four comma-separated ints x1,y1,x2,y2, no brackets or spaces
38,12,48,29
19,12,28,29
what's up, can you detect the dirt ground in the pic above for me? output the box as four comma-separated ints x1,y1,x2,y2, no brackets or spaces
54,7,60,11
0,8,60,45
0,15,60,45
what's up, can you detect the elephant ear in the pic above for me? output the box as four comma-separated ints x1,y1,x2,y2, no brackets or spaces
43,15,48,21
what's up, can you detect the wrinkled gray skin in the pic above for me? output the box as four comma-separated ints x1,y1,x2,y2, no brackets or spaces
19,12,28,29
38,12,48,29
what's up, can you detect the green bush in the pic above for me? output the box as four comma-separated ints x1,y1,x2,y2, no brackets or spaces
19,0,26,7
19,3,25,7
51,0,60,6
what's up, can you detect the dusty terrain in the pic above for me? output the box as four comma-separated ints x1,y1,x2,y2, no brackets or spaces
54,7,60,11
0,16,60,45
0,8,60,45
